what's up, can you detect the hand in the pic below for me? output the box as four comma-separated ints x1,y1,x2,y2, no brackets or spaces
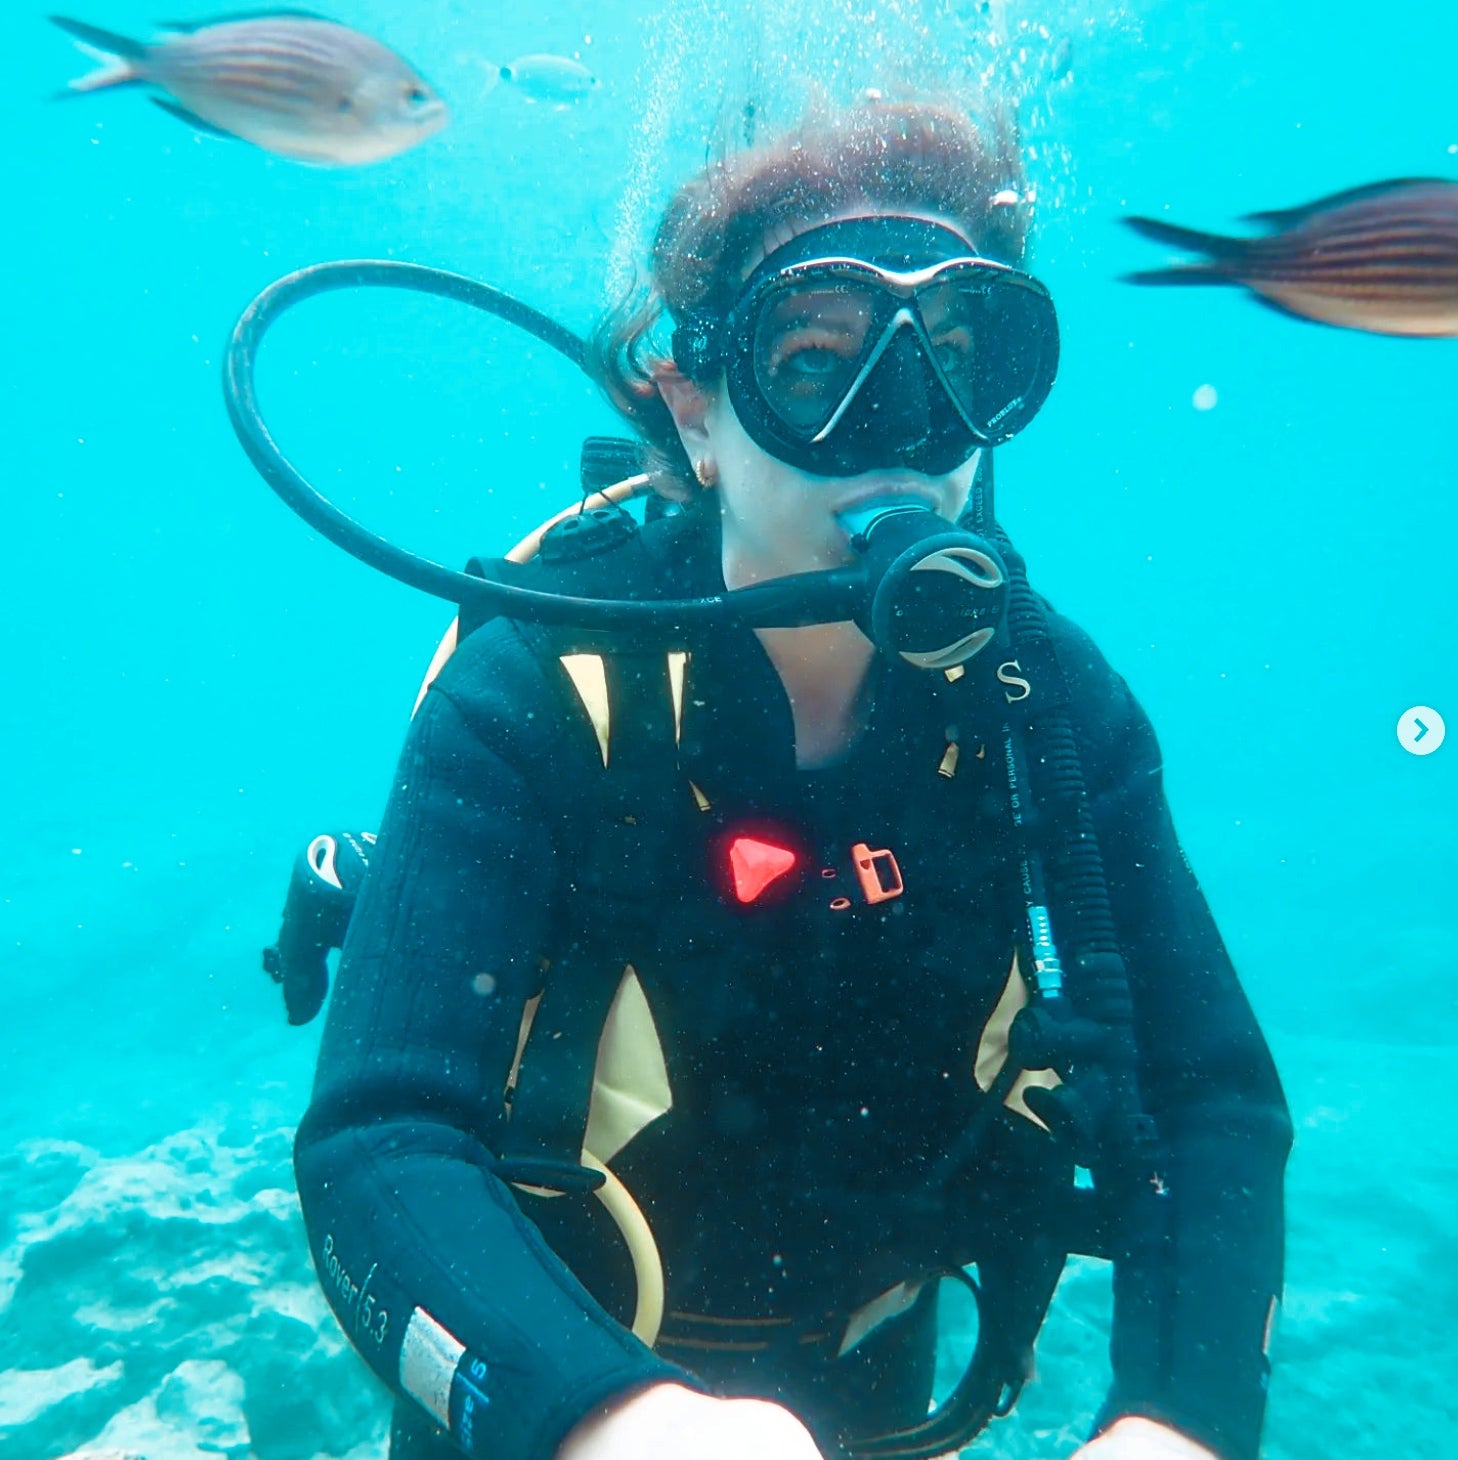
557,1382,827,1460
1066,1416,1221,1460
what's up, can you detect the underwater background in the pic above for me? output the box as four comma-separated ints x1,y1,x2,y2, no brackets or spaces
3,0,1456,1455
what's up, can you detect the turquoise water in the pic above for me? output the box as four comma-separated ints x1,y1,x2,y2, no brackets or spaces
2,1,1455,1455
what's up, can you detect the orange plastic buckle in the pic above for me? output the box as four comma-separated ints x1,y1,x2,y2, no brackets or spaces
850,843,903,904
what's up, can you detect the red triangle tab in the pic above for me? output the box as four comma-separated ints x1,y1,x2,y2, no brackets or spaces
728,837,798,903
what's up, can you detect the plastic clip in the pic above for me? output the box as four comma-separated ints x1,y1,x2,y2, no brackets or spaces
851,843,904,904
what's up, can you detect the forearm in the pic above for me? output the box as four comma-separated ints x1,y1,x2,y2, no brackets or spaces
295,1111,689,1460
1099,1099,1290,1460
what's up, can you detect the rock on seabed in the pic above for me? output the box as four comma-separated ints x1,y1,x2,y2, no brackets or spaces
0,1126,388,1460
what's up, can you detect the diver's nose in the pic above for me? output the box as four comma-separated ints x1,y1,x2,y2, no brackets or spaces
860,322,934,448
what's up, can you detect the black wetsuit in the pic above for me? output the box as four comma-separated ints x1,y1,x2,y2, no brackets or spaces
294,509,1291,1460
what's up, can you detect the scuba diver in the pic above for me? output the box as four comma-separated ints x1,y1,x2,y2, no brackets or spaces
267,98,1291,1460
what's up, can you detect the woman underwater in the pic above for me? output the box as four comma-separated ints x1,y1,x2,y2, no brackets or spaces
293,98,1292,1460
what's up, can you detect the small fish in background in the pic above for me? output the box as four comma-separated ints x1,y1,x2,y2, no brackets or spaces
50,10,449,166
1122,177,1458,337
487,53,599,107
1048,35,1074,84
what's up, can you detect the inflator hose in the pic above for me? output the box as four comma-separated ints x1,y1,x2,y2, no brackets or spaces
992,529,1172,1398
223,260,864,630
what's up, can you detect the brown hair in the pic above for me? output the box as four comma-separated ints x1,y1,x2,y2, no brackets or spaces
590,96,1029,500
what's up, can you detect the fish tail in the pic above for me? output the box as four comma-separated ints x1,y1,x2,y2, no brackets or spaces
1122,214,1248,260
49,14,146,95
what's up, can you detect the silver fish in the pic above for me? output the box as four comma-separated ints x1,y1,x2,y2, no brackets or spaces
495,53,599,105
51,10,449,166
1123,178,1458,337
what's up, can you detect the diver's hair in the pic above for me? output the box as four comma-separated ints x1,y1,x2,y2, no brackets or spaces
591,96,1029,501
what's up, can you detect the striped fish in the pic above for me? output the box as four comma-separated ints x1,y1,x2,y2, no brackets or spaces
1122,178,1458,337
50,10,448,166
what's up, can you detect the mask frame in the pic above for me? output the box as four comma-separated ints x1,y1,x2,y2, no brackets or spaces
672,215,1060,477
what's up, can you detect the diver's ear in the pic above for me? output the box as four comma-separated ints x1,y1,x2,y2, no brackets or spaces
655,363,714,458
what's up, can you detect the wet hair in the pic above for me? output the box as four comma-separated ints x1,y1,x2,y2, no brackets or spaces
591,96,1029,500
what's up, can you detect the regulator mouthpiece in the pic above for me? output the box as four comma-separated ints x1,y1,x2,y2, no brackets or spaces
839,500,1009,671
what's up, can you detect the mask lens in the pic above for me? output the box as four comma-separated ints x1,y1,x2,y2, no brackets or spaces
750,281,881,435
747,265,1057,447
917,272,1057,442
723,229,1060,477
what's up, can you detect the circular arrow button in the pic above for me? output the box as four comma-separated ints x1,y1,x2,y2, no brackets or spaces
1397,706,1446,756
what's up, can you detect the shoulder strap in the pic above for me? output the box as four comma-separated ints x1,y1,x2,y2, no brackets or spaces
492,613,692,1192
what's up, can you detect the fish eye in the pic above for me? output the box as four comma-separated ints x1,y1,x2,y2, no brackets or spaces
336,96,353,113
405,86,430,107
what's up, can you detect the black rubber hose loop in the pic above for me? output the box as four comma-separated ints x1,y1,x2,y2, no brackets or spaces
223,259,867,630
845,1269,1016,1460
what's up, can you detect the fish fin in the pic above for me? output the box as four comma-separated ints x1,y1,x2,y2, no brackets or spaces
150,95,239,141
1121,265,1233,287
157,9,330,28
49,14,147,60
51,70,143,99
1241,177,1456,229
1122,214,1247,259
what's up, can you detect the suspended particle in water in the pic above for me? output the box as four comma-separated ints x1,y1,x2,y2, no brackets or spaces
1192,383,1218,411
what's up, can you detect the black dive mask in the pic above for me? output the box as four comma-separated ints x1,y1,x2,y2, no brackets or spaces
672,215,1060,478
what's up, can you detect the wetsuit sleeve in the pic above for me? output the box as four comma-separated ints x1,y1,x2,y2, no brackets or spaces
293,642,691,1460
1057,618,1293,1460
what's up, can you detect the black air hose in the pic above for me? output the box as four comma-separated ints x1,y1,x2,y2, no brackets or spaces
988,527,1159,1186
995,535,1130,985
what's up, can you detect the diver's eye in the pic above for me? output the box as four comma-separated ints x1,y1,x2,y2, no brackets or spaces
766,326,860,378
931,325,974,366
782,348,846,380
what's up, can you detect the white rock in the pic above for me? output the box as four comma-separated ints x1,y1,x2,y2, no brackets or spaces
0,1357,124,1427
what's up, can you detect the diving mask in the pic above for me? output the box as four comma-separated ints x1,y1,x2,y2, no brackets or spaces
672,215,1060,477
